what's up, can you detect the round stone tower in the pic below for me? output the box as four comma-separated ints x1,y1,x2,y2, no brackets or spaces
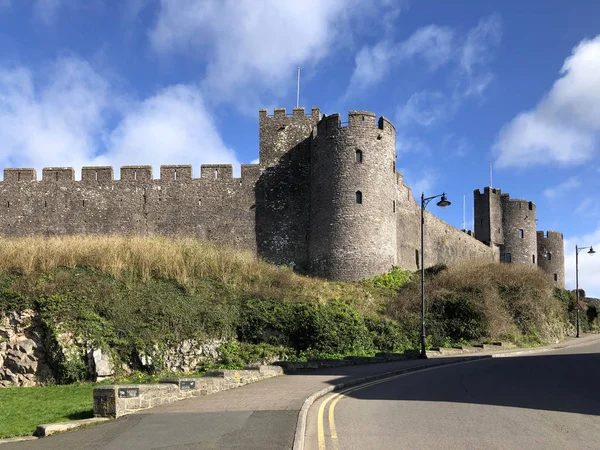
308,111,397,280
537,231,565,287
500,195,537,265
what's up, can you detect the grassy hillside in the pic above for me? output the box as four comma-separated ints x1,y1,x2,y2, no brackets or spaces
0,235,588,384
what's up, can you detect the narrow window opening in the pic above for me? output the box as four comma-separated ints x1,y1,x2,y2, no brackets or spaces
6,201,10,208
393,200,396,213
532,255,535,264
95,171,98,181
505,253,512,263
55,172,59,181
415,249,420,269
134,170,137,181
82,200,86,207
361,116,365,125
174,169,178,181
355,191,362,204
17,172,20,181
199,199,202,207
519,202,522,210
547,252,552,261
44,200,47,208
519,229,524,238
214,168,218,179
355,150,363,163
529,202,533,211
554,273,558,282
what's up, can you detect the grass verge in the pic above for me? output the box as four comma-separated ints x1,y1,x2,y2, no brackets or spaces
0,384,94,439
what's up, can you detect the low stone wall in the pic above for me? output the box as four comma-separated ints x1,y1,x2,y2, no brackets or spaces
93,365,284,418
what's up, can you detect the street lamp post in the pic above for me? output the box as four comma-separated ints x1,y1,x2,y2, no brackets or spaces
575,244,595,338
420,192,451,359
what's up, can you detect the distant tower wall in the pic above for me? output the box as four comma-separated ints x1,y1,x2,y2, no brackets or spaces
309,111,397,280
255,107,320,271
500,195,537,265
258,107,320,168
474,187,504,247
537,231,565,287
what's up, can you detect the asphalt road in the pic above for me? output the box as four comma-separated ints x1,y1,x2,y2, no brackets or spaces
306,341,600,450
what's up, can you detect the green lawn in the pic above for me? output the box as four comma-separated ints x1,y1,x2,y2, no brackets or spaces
0,384,95,438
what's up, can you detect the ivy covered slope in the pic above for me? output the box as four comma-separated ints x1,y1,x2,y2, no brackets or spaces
0,236,592,384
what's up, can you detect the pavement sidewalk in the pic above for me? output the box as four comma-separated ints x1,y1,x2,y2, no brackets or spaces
3,333,600,450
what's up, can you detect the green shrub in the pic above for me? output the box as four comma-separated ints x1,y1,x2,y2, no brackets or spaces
363,266,412,291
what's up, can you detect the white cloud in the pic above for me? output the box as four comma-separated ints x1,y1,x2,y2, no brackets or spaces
348,25,454,93
543,177,582,199
34,0,64,24
101,84,239,176
0,58,110,170
458,13,502,97
149,0,397,109
0,57,239,179
400,25,455,70
348,41,396,92
399,167,437,196
396,91,454,127
494,35,600,168
565,227,600,298
575,198,600,218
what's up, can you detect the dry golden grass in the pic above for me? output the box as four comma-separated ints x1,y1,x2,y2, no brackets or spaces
0,235,374,305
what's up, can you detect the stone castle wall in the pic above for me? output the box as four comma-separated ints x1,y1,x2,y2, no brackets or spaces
0,165,259,252
537,231,566,287
396,177,494,270
0,107,564,284
309,112,398,280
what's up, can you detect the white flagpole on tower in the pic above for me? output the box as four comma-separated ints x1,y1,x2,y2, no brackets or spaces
296,66,300,108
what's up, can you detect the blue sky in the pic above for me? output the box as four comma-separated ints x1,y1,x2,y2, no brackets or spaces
1,0,599,295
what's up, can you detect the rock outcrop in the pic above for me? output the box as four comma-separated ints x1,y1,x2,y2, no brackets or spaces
0,310,51,387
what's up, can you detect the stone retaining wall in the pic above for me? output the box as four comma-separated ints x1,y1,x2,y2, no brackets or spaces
93,365,284,418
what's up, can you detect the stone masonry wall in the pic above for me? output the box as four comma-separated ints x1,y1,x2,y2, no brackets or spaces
501,196,537,265
0,107,563,282
0,165,259,252
537,231,565,287
396,179,494,270
309,112,398,280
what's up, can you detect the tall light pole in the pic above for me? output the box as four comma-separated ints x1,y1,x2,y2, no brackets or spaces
420,192,451,359
575,245,595,338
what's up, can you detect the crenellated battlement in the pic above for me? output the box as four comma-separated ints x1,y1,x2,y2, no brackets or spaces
316,111,396,138
2,165,261,183
259,107,321,120
537,230,564,241
474,187,502,196
42,167,75,182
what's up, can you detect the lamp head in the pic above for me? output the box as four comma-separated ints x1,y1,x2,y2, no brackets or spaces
588,246,596,255
436,193,451,209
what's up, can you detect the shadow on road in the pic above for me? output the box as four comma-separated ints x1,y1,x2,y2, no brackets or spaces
289,348,600,417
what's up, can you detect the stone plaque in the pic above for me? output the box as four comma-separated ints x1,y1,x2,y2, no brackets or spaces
180,380,196,390
118,388,140,398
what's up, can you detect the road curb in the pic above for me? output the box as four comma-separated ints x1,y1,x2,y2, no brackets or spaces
291,356,489,450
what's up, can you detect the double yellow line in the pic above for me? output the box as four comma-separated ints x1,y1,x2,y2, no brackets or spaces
314,361,477,450
316,372,410,450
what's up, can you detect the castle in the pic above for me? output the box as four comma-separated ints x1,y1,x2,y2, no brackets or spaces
0,107,565,286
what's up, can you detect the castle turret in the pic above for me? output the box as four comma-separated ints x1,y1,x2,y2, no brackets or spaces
537,231,565,287
255,107,320,271
500,195,537,265
308,111,397,280
474,187,503,259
